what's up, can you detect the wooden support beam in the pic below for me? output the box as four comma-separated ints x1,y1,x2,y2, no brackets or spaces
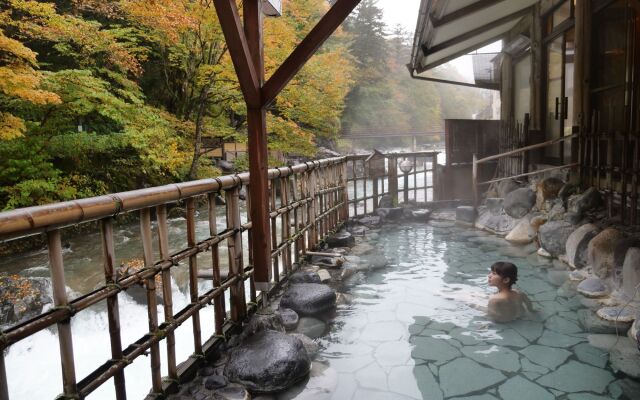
262,0,361,107
432,0,502,28
213,0,261,108
422,7,532,56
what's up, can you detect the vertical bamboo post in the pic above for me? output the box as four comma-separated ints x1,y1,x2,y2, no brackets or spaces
47,230,78,397
156,205,177,380
472,154,479,209
281,176,291,274
292,174,301,263
140,208,162,394
100,218,127,400
341,161,349,223
225,185,246,321
352,160,358,217
363,159,368,215
308,168,318,248
389,157,398,206
269,179,279,282
185,198,203,355
206,193,225,335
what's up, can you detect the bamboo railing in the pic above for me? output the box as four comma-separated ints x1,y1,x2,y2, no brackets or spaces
0,152,440,400
472,134,580,208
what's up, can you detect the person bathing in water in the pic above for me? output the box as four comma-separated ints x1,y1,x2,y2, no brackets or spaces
487,261,535,322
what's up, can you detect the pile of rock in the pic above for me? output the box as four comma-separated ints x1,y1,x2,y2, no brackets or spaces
0,273,51,327
459,177,640,361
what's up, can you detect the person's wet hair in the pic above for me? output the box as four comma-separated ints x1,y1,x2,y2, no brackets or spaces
490,261,518,287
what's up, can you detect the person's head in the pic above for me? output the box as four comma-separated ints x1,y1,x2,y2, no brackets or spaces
488,261,518,289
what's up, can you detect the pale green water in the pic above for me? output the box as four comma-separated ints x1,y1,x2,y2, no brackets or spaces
278,222,639,400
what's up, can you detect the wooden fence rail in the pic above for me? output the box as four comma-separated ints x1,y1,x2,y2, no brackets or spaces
0,152,439,400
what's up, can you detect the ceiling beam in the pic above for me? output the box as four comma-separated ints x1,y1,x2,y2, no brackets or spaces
432,0,503,28
213,0,261,108
261,0,361,107
417,32,508,73
422,6,532,57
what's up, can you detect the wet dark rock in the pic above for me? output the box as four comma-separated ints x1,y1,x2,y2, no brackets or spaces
0,274,52,326
578,309,631,334
378,194,393,208
289,333,320,358
238,312,285,343
568,187,603,214
325,231,354,248
204,375,228,390
566,223,600,269
577,277,609,298
224,330,310,393
588,228,624,279
504,188,536,218
475,208,519,236
199,366,216,377
279,283,336,316
375,207,404,220
410,209,432,222
538,220,574,257
456,206,476,224
357,215,382,228
288,271,321,284
276,308,299,331
497,179,521,198
485,198,504,215
309,255,343,269
212,385,250,400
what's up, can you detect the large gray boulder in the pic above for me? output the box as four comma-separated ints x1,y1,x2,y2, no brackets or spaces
325,231,354,248
588,228,624,279
279,283,336,315
503,188,536,218
497,179,521,198
565,223,600,269
538,220,574,257
288,271,321,284
568,187,603,214
614,238,640,272
475,207,519,236
622,248,640,300
225,330,310,393
536,177,565,210
456,206,476,225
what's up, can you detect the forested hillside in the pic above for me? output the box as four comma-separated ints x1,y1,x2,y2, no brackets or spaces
0,0,489,210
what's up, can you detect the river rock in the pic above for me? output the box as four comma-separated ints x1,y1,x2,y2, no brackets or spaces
289,333,320,358
577,277,609,298
536,177,565,210
456,206,476,224
288,271,321,284
568,187,603,214
538,220,574,257
376,207,404,220
498,179,521,198
530,215,547,234
558,182,579,203
238,311,285,343
205,375,228,390
588,228,624,278
410,209,432,221
622,248,640,300
0,274,52,326
547,199,566,220
614,238,640,271
309,255,343,269
325,231,354,248
378,194,393,208
357,215,381,228
504,188,536,218
578,309,628,334
476,208,519,236
276,308,299,331
566,223,600,269
486,197,504,214
505,218,535,244
225,330,310,393
597,306,635,324
279,283,336,316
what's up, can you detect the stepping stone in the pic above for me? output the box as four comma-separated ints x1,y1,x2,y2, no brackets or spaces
536,361,615,394
573,343,608,368
577,309,629,335
439,358,506,398
487,328,530,348
577,277,609,298
279,283,336,315
519,345,571,369
521,358,549,375
510,319,544,342
498,376,554,400
461,345,521,372
597,306,636,322
545,315,582,334
224,330,310,393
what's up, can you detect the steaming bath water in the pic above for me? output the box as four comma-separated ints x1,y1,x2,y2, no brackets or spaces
4,216,637,399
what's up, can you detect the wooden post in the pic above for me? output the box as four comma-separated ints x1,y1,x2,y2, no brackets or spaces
472,153,479,209
341,160,349,222
206,193,225,335
100,218,126,400
432,153,439,201
140,208,162,394
185,198,203,355
389,157,398,206
281,176,291,274
244,0,272,292
270,180,279,282
308,169,318,248
47,230,78,397
225,185,246,321
352,160,358,217
156,205,177,380
0,351,9,400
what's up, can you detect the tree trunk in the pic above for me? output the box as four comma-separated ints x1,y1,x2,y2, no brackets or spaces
188,85,211,180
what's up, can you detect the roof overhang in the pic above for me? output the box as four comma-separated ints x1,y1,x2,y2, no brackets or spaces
410,0,536,74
